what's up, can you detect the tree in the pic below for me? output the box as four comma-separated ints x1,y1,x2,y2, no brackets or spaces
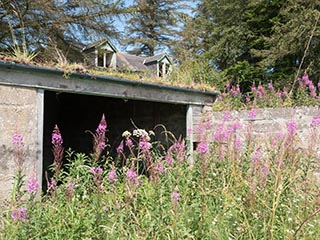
0,0,124,62
257,0,320,90
187,0,287,91
124,0,190,56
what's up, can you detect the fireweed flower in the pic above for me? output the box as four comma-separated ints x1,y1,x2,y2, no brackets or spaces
287,121,297,137
251,148,262,163
89,166,103,175
125,138,133,148
222,112,231,121
155,163,164,174
27,176,39,193
96,115,107,134
197,142,209,155
311,116,320,127
12,132,24,172
249,109,257,119
51,124,64,176
126,169,140,186
116,140,124,154
11,207,28,222
234,138,242,150
171,191,180,203
108,169,117,184
245,95,251,104
93,114,107,161
168,137,186,160
268,81,274,90
165,153,173,166
12,133,24,147
47,178,57,193
139,138,152,151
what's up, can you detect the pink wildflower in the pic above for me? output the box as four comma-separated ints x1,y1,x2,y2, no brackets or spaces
155,163,164,174
234,138,242,150
11,207,28,222
108,169,117,184
311,116,320,127
287,121,297,137
171,191,180,203
96,115,107,134
248,109,257,119
116,140,124,154
165,153,173,166
139,139,152,151
197,142,209,155
52,125,63,145
12,133,24,146
125,138,133,148
222,112,231,121
27,176,39,193
252,148,262,163
126,169,140,186
51,124,64,176
268,81,274,90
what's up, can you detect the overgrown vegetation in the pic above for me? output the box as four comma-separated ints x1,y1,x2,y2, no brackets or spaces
1,113,319,239
213,72,320,111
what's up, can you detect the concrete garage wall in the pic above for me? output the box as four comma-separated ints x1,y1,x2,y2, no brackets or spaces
0,85,42,200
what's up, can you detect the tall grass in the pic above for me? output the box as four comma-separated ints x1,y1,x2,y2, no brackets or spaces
0,113,319,239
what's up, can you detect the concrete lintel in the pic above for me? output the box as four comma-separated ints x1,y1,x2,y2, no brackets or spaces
0,62,218,106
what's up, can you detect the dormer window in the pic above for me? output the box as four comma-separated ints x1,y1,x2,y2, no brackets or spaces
96,50,115,68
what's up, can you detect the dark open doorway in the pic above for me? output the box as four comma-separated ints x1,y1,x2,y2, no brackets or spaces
42,91,186,186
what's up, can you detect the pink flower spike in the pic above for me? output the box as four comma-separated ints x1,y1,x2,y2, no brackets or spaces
27,176,39,193
12,207,28,222
249,109,257,119
171,191,180,203
96,114,107,134
126,169,140,186
108,169,117,184
287,121,297,136
197,142,209,155
116,140,124,154
12,133,24,147
311,116,320,127
52,125,63,145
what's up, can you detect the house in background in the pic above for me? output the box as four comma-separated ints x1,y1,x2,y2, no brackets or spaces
82,39,173,78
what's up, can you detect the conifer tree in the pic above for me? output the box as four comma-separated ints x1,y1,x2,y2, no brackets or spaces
0,0,124,62
124,0,189,56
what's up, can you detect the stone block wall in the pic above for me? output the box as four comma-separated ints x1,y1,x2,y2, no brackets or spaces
193,105,320,147
0,85,41,200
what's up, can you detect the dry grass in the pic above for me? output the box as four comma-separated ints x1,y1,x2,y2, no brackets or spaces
0,54,216,92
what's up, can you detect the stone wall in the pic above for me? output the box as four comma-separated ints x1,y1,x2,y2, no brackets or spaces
0,85,41,200
193,105,320,146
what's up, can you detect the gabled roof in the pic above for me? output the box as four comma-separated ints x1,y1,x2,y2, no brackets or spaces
82,38,118,53
116,53,148,71
144,53,172,65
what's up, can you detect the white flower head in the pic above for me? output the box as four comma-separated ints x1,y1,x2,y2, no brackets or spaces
122,130,132,139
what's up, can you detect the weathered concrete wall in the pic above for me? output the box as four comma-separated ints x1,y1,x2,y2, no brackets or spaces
193,105,320,147
0,85,41,200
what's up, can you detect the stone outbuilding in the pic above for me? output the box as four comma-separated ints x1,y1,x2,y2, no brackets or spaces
0,61,217,199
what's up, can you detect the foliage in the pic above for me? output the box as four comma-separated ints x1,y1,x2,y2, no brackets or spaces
124,0,190,56
185,0,320,92
169,58,219,89
0,0,124,62
213,72,319,111
1,113,319,239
